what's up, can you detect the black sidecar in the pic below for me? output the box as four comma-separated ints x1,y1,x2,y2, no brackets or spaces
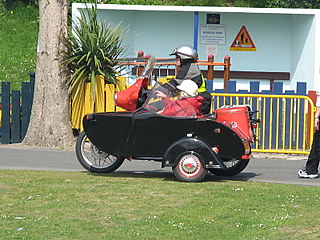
75,56,258,182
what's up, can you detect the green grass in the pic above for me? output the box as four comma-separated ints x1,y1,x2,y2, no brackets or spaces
0,2,38,89
1,169,320,239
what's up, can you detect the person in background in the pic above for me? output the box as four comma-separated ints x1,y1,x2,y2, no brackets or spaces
298,93,320,178
156,80,204,117
164,45,212,115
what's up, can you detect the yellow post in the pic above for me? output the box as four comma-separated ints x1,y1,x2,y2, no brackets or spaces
105,83,115,112
115,76,127,91
115,76,127,112
84,81,94,114
95,75,105,113
70,79,94,131
76,81,94,132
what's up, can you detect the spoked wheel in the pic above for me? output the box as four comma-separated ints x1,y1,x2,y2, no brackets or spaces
173,152,207,182
75,131,125,173
208,158,249,176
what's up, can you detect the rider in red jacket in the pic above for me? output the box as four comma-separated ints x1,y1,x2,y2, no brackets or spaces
156,80,204,117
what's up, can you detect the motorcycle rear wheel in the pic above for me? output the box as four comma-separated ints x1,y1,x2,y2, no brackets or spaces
208,158,249,176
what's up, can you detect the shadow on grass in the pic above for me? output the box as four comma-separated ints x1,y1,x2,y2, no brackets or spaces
86,170,261,183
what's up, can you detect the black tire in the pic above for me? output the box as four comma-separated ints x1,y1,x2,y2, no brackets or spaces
75,131,125,173
208,158,250,176
173,152,207,182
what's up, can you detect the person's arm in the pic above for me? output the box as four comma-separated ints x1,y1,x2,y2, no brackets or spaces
315,93,320,130
156,91,167,99
190,75,203,88
160,79,178,95
156,91,171,105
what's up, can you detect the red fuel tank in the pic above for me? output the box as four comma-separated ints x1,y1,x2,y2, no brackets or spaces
215,105,253,142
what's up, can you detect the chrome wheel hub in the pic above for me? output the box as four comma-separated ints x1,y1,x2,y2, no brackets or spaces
81,137,117,168
180,154,200,174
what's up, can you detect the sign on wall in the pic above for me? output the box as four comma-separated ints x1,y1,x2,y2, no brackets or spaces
206,45,219,56
206,14,220,24
200,24,226,45
230,26,256,51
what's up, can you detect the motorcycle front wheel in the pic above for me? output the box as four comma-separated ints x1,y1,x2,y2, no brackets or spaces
75,131,125,173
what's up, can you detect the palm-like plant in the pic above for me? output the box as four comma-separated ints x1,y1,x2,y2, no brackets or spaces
62,4,126,102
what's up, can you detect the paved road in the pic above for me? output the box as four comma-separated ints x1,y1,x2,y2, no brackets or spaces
0,145,319,187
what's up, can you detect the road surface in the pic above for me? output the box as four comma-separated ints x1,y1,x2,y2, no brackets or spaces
0,145,318,187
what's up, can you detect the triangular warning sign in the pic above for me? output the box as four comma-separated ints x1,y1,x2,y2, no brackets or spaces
230,26,256,51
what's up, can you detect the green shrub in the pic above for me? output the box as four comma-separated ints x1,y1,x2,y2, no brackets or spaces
0,0,38,10
62,4,126,101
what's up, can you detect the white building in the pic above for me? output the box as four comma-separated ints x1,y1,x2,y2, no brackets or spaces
72,3,320,92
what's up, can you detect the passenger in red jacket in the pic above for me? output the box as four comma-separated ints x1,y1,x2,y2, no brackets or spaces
156,80,204,117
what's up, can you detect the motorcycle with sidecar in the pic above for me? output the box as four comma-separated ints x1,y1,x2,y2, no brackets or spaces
75,55,259,182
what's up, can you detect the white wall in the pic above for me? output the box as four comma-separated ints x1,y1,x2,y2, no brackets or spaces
96,9,195,58
290,14,316,89
73,4,320,92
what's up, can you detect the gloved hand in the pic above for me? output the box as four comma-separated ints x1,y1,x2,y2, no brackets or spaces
156,91,167,98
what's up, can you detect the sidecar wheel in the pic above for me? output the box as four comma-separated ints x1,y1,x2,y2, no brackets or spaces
173,152,207,182
76,131,125,173
208,158,249,176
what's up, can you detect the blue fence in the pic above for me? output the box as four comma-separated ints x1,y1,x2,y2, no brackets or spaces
209,80,310,153
206,80,307,96
0,73,35,144
0,75,309,145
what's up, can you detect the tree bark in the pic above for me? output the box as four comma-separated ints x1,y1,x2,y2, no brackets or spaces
23,0,74,147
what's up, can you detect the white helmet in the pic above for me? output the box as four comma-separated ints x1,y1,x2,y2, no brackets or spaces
170,45,198,60
177,80,198,97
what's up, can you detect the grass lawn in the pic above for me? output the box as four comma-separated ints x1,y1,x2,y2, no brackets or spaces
0,3,38,89
1,169,320,239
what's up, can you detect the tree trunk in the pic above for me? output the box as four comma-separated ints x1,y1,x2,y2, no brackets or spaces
23,0,74,147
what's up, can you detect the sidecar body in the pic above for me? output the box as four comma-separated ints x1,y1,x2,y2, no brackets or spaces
75,56,258,182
